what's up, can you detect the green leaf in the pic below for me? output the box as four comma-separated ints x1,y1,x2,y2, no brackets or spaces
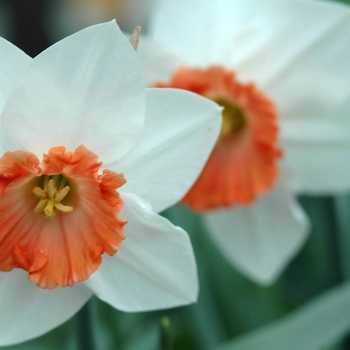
214,282,350,350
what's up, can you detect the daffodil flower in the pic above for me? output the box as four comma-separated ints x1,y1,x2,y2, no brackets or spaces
0,21,221,345
139,0,350,284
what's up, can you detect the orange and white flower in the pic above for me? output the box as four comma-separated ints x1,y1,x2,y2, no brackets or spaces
0,21,221,345
139,0,350,284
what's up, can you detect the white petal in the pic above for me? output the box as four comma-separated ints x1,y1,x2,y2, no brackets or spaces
203,163,310,285
137,36,183,86
1,21,145,163
0,37,31,113
282,111,350,193
232,1,350,119
0,269,92,346
150,0,265,66
0,38,32,153
223,0,350,120
84,193,198,311
109,88,222,213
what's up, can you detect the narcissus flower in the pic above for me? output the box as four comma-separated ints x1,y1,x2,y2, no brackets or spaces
155,66,283,209
0,21,221,345
140,0,350,284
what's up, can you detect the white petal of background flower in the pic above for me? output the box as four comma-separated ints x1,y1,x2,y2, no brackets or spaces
111,88,222,213
151,0,350,122
84,193,198,311
137,36,183,86
1,21,145,162
203,163,310,285
150,0,268,66
0,269,92,346
282,107,350,193
226,0,350,121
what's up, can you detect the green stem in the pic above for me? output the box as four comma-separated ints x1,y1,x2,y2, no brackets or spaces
160,316,173,350
77,299,96,350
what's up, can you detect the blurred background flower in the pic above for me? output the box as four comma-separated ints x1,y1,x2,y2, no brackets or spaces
138,0,350,288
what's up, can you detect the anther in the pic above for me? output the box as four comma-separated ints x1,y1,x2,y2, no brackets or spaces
47,179,56,198
44,198,55,218
34,198,49,213
32,187,47,199
55,186,70,202
32,175,73,219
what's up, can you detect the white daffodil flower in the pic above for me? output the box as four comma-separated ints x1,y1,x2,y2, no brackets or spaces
0,21,222,345
139,0,350,285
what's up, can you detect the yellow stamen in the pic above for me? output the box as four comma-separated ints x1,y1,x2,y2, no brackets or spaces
55,202,74,213
32,175,74,219
44,198,55,218
32,187,47,199
34,198,48,213
55,186,70,202
47,179,56,198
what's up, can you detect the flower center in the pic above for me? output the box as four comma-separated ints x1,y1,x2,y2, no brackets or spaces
154,65,282,210
0,145,127,289
32,174,73,219
215,98,246,139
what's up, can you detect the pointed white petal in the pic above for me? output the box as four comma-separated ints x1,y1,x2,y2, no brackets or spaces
0,269,92,346
0,38,31,153
84,193,198,311
110,88,221,213
203,163,310,285
2,21,145,163
0,37,31,113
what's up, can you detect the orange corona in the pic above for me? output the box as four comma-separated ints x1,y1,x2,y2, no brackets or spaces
0,145,127,289
156,66,282,211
